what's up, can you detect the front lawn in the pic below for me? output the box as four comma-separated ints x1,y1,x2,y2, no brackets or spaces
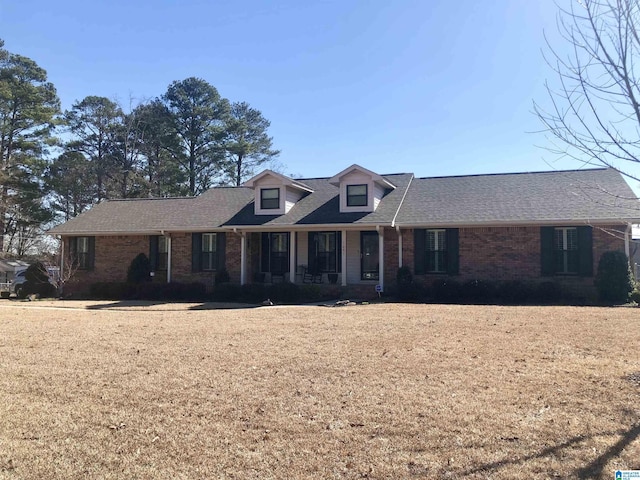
0,302,638,479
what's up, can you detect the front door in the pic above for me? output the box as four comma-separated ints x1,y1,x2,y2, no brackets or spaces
360,231,379,280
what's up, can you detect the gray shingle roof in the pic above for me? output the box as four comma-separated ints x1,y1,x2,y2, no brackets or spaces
395,168,640,226
48,168,640,235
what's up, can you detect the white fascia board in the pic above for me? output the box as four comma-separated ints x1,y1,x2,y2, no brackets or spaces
394,218,640,228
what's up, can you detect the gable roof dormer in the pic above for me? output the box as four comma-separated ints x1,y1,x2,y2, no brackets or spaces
328,164,396,213
243,169,313,215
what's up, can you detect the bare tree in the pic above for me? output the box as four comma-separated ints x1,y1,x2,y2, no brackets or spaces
534,0,640,184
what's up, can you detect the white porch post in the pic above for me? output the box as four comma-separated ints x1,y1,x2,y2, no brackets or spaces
290,231,296,283
341,230,347,286
378,226,384,291
240,233,247,285
166,235,172,283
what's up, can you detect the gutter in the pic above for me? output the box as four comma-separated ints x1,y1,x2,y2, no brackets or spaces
390,174,414,228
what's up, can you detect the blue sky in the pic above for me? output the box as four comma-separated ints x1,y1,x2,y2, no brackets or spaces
1,0,622,184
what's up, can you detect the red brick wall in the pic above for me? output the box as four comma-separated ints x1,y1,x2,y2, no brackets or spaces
65,231,243,294
64,224,629,297
64,235,149,294
402,224,628,296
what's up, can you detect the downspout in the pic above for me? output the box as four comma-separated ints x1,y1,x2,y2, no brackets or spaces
396,225,402,268
376,224,384,292
390,175,412,275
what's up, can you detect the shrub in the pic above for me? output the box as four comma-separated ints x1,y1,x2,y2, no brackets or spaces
240,283,267,303
25,262,49,284
431,279,461,303
396,266,413,286
127,253,152,283
535,281,562,304
267,282,300,303
215,268,231,284
461,279,496,303
23,262,57,298
497,280,532,304
89,282,136,300
399,283,427,302
212,283,242,302
630,286,640,304
595,251,633,303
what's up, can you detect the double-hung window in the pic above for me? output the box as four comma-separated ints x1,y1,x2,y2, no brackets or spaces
76,237,91,270
346,184,368,207
157,236,168,271
554,227,578,274
202,233,217,271
316,232,338,273
270,233,288,274
261,188,280,210
427,229,447,273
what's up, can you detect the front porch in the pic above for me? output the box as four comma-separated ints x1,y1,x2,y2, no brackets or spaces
236,228,397,291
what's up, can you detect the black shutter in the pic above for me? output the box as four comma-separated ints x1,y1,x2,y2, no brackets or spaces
336,231,342,273
308,232,317,274
414,229,426,275
446,228,459,275
261,233,270,272
149,236,159,271
540,227,555,276
217,232,226,271
68,237,78,258
192,233,202,273
284,233,291,273
577,226,593,277
87,237,96,270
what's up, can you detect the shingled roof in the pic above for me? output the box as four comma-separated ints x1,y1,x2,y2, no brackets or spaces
394,168,640,226
48,167,640,235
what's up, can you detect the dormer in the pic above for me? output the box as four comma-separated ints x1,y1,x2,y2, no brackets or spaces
243,170,313,215
328,164,396,213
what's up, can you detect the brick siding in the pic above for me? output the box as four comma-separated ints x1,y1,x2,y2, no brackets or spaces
64,224,629,298
402,224,628,298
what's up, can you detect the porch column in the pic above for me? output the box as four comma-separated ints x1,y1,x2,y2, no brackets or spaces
378,226,384,292
166,235,172,283
240,233,247,285
290,231,296,283
341,230,347,286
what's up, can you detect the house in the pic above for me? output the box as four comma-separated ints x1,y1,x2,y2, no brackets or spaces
48,165,640,298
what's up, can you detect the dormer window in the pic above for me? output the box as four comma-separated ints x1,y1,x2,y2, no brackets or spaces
346,184,368,207
329,164,396,214
245,170,314,216
260,188,280,210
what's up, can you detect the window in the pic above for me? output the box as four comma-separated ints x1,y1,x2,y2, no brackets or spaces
157,236,168,271
76,237,90,269
261,232,290,273
202,233,217,271
554,227,578,274
541,226,592,277
309,232,340,273
414,228,459,275
260,188,280,210
427,229,447,273
346,184,368,207
69,236,95,270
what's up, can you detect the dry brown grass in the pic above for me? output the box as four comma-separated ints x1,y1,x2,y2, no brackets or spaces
0,301,638,479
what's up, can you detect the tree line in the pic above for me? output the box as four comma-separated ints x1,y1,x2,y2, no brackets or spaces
0,39,280,254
